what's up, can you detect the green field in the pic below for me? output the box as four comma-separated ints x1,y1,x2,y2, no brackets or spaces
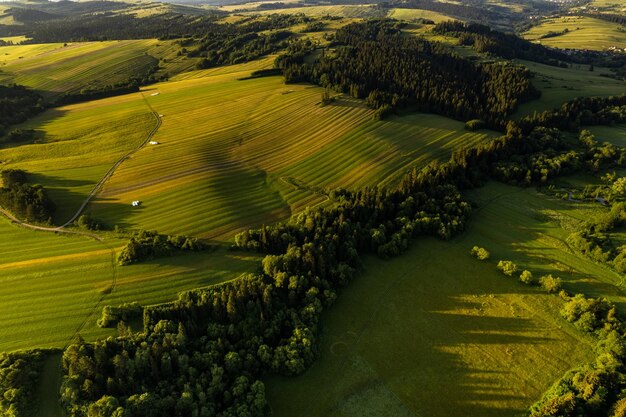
589,124,626,147
523,16,626,51
386,8,455,22
266,181,626,417
0,215,260,352
7,59,497,240
515,59,626,116
0,39,191,96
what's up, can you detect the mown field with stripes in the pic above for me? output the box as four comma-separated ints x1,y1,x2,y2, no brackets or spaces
7,59,497,239
0,39,192,96
0,216,260,352
523,16,626,51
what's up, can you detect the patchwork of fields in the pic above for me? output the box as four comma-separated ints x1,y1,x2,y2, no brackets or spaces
6,59,497,240
0,215,260,352
523,16,626,51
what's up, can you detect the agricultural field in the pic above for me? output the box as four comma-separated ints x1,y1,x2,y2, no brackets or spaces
0,39,193,96
266,183,601,417
6,58,496,239
523,16,626,51
87,68,497,239
515,59,626,116
0,215,260,352
387,8,455,23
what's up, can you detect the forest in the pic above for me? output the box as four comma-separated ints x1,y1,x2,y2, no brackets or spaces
279,20,539,129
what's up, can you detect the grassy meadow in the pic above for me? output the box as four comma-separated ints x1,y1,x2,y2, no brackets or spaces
266,180,626,416
0,215,260,352
589,124,626,147
515,59,626,116
0,39,193,96
523,16,626,51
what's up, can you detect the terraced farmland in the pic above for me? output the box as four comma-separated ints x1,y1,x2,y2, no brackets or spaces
266,181,626,417
523,16,626,51
0,39,189,96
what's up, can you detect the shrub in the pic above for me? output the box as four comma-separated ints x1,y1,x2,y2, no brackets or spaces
470,246,490,260
97,302,143,328
519,270,534,284
464,119,486,131
497,260,518,276
539,274,562,293
117,230,207,265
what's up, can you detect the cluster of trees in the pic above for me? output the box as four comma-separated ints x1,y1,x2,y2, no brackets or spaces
519,95,626,133
531,294,626,417
97,303,143,328
0,349,52,417
567,202,626,272
0,169,55,223
0,85,44,134
470,246,490,260
117,230,206,266
280,20,538,129
434,20,626,69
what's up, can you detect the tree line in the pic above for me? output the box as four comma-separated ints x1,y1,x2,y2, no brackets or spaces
278,20,539,129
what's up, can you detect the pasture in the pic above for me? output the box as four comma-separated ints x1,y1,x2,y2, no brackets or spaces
0,215,260,352
266,190,597,417
523,16,626,51
0,39,191,96
266,181,626,417
515,59,626,116
589,124,626,147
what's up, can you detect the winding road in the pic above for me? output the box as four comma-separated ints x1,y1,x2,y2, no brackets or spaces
0,103,162,233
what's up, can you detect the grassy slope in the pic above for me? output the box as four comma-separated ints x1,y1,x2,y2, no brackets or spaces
0,215,260,352
266,181,626,417
515,59,626,117
0,57,494,239
589,124,626,147
0,39,190,96
523,16,626,51
387,8,456,22
88,69,496,239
